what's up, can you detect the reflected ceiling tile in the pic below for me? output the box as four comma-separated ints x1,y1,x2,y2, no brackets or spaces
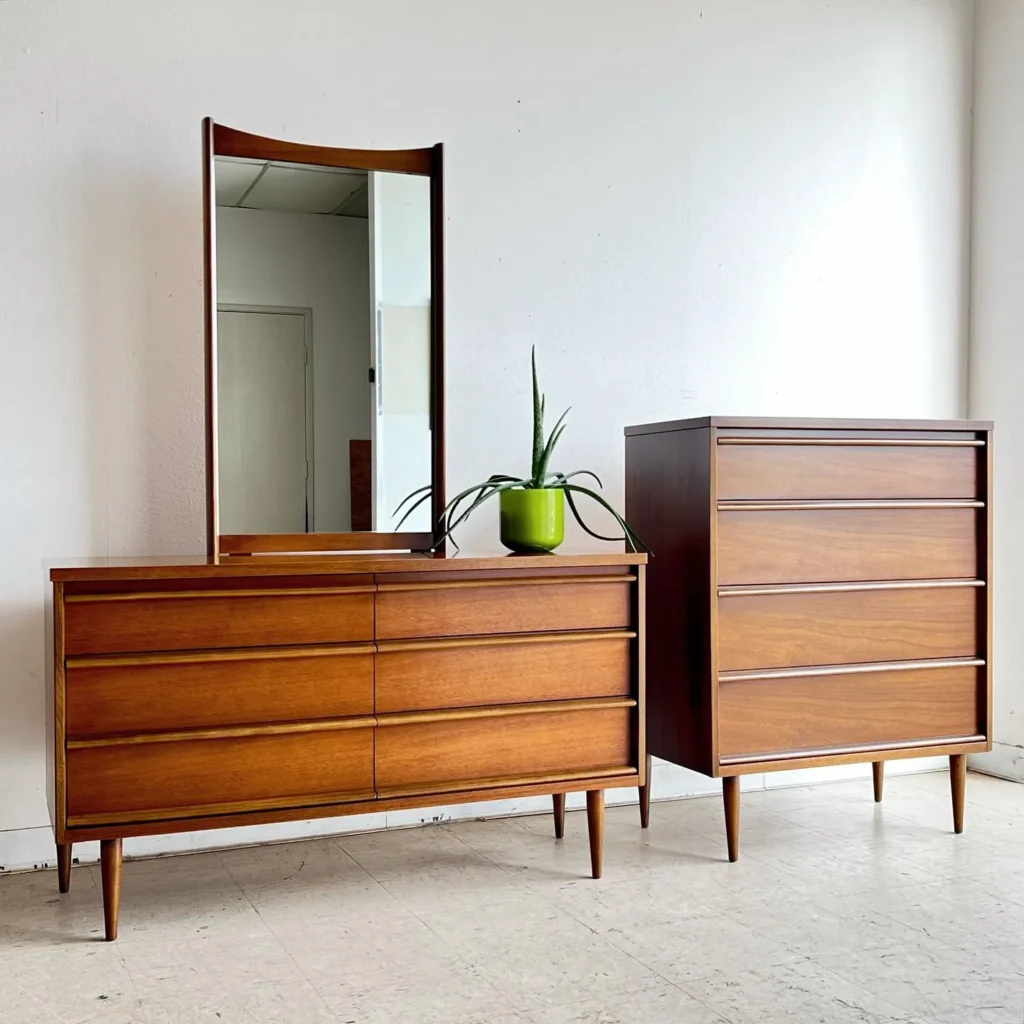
214,157,265,207
242,165,366,215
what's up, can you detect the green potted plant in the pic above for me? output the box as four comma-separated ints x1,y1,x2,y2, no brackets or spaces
396,348,644,554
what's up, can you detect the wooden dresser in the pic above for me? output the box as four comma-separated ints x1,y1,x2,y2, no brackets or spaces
47,552,646,939
624,417,992,860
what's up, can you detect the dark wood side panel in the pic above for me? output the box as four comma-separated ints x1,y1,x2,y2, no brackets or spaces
375,579,631,640
375,706,633,793
64,589,374,655
625,427,713,774
66,649,375,737
718,585,979,672
717,508,977,586
349,440,372,531
717,443,979,501
375,635,631,713
67,728,374,822
718,665,981,759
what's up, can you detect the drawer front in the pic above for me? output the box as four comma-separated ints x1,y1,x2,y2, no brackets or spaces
66,648,374,737
717,509,977,586
718,665,980,760
718,586,979,672
375,634,632,713
64,588,374,655
375,705,633,794
375,578,631,640
67,727,374,822
718,443,978,501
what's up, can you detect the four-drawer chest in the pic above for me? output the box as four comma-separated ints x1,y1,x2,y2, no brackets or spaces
625,417,993,859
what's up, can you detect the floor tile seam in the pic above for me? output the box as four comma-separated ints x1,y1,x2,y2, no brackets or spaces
802,953,922,1020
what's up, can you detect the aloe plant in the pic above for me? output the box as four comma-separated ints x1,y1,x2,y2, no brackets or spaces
395,347,645,553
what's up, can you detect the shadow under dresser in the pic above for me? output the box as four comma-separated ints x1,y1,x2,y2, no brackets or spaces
46,552,647,940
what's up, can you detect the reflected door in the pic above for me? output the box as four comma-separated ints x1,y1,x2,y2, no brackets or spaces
369,171,432,531
217,309,311,534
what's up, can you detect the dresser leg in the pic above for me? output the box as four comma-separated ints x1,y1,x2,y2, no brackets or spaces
56,843,72,894
723,777,740,862
950,753,967,834
586,790,604,879
552,793,566,839
872,761,884,803
639,753,652,829
100,839,123,942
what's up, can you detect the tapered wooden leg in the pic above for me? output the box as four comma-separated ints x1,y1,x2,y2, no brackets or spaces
723,776,740,863
950,753,967,834
872,761,884,803
586,789,604,879
56,843,72,894
100,839,122,942
639,753,652,829
552,793,566,839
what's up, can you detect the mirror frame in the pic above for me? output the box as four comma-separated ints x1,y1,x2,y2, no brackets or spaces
202,119,445,555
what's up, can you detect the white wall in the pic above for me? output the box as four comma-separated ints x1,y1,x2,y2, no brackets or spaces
217,206,371,532
0,0,976,870
969,0,1024,782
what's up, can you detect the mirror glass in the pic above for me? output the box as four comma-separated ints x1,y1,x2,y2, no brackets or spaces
214,155,432,534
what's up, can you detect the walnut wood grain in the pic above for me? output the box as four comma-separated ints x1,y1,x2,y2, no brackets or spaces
375,633,632,712
375,705,632,793
718,585,978,672
872,761,884,803
717,508,977,586
717,443,979,500
64,588,374,655
639,752,652,828
718,665,981,759
552,793,566,839
375,578,631,640
67,647,374,736
67,728,374,821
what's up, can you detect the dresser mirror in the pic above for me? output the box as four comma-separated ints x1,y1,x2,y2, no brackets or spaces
202,120,445,555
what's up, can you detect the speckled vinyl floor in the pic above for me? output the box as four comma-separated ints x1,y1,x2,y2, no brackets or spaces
2,770,1022,1023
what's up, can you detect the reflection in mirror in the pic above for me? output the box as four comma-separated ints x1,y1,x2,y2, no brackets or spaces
214,156,431,534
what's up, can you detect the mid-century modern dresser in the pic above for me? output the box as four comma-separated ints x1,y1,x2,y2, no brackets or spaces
625,417,992,860
47,552,646,939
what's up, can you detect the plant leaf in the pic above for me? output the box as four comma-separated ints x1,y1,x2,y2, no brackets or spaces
431,478,529,550
547,469,603,489
536,412,569,484
393,490,432,531
531,347,544,482
560,483,648,553
564,489,622,543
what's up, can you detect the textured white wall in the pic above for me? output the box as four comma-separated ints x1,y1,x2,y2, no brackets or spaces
0,0,974,869
969,0,1024,782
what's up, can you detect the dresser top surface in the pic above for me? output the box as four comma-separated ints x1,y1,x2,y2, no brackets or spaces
624,416,993,436
49,549,646,583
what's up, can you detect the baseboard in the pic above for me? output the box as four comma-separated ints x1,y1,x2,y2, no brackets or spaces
969,741,1024,783
0,757,946,874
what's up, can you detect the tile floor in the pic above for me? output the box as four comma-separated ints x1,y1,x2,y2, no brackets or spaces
1,770,1022,1023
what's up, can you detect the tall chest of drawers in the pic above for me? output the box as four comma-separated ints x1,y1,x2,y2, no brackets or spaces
624,417,992,859
47,553,646,939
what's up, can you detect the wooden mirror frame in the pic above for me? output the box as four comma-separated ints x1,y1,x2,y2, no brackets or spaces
202,119,445,556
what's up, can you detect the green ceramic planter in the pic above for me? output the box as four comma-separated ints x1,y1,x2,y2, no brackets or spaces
499,488,565,553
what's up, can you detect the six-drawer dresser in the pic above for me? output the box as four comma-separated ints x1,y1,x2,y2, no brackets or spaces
625,417,992,860
47,552,647,939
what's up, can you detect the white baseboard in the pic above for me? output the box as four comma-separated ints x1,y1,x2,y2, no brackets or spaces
0,757,946,875
969,741,1024,783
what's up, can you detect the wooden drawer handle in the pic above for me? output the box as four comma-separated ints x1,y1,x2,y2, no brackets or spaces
66,643,376,669
65,586,375,603
376,697,637,728
717,500,984,512
717,438,985,447
377,575,635,593
377,629,636,653
720,657,985,684
718,579,984,597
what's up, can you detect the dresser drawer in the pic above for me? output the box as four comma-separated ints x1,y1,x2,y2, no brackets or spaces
718,585,979,672
66,646,375,737
375,704,633,795
66,727,374,823
64,586,374,655
717,443,979,502
375,633,632,713
717,508,977,586
375,577,632,640
718,665,981,761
